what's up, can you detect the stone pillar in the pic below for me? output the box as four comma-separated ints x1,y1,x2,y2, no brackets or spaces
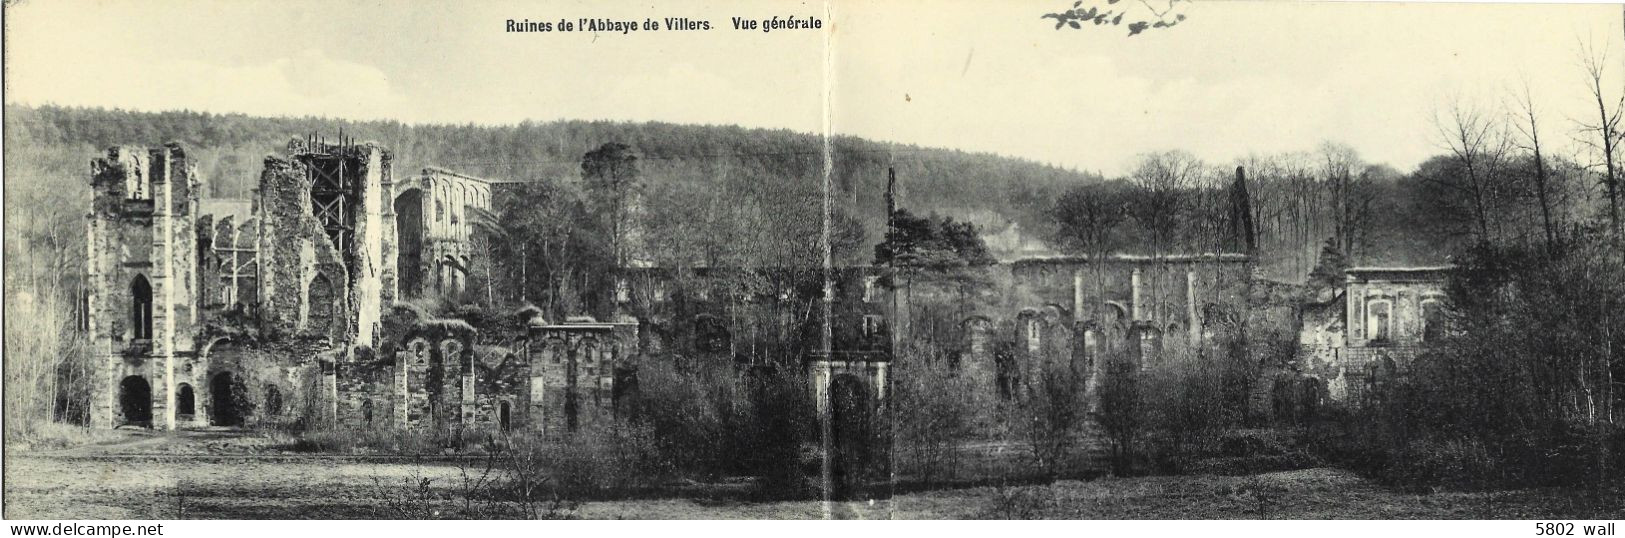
1072,268,1085,321
151,149,176,431
379,153,398,305
1131,267,1144,321
323,360,339,427
87,216,115,428
352,147,386,348
396,351,410,428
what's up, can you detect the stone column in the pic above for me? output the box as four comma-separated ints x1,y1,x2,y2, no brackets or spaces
1130,267,1144,321
87,216,116,428
379,153,398,305
527,340,546,434
352,147,385,348
397,351,411,428
152,150,177,431
323,360,338,427
1072,268,1085,320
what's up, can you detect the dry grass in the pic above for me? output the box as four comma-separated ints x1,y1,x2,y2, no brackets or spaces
8,455,1620,520
9,423,132,452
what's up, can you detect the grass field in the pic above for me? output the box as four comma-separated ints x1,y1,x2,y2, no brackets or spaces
4,429,1620,520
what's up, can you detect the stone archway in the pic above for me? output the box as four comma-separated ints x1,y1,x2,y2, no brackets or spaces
210,372,247,426
118,376,152,428
175,383,196,419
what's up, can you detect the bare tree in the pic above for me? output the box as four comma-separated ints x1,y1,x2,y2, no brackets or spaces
1319,142,1378,258
1432,99,1514,243
1510,80,1560,255
1577,39,1624,256
1127,150,1204,257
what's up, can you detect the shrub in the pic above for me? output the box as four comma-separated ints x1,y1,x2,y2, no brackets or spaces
1378,436,1499,490
978,485,1058,519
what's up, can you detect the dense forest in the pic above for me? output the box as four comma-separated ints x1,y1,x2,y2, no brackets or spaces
1,103,1097,259
3,104,1522,281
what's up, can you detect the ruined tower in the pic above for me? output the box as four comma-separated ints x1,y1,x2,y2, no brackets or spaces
254,137,394,347
86,144,202,430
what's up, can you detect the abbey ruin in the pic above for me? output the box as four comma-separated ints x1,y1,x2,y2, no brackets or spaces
85,139,1449,439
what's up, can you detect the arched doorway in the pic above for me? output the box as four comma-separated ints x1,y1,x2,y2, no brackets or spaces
499,401,512,432
210,372,246,426
118,376,152,428
393,188,425,297
176,383,196,419
828,374,872,501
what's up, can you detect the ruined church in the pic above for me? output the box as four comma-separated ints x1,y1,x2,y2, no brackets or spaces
84,138,1450,436
87,139,634,432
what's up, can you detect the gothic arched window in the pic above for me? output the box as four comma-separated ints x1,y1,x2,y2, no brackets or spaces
131,275,153,340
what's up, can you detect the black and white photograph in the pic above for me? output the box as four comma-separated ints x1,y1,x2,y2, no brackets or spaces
2,0,1623,526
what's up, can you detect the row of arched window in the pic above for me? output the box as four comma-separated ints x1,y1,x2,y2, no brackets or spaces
1363,293,1446,343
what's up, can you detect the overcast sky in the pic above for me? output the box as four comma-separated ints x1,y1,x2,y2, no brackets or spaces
5,0,1622,175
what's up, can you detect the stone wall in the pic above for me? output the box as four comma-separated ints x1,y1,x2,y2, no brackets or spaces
392,168,493,300
86,144,203,430
525,319,639,434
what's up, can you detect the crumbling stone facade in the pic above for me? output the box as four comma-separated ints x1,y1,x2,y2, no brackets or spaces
1292,266,1451,407
85,140,576,433
896,255,1252,413
523,315,639,434
393,167,495,299
606,253,1252,475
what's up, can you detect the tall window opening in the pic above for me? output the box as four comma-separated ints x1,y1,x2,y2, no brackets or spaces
995,344,1019,400
1025,319,1042,353
1366,298,1392,343
176,383,196,417
1421,298,1444,342
131,275,153,340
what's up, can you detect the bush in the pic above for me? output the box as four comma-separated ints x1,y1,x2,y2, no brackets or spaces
893,349,980,486
629,359,817,498
523,421,672,499
978,485,1058,519
1377,436,1499,490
